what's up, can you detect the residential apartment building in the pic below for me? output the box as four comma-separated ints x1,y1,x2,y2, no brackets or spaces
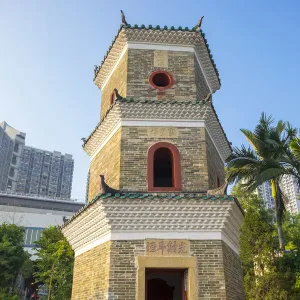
0,121,74,199
257,177,300,214
0,121,26,192
281,175,300,214
16,148,74,199
256,182,275,209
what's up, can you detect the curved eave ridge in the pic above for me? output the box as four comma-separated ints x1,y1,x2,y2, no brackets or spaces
82,98,232,161
61,192,241,229
82,98,208,150
62,193,244,255
93,25,220,91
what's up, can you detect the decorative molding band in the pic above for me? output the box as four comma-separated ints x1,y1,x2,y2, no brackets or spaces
90,118,225,163
122,119,206,128
100,42,212,92
127,42,194,52
74,230,239,257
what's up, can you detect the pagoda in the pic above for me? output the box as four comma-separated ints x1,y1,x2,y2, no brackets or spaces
62,12,245,300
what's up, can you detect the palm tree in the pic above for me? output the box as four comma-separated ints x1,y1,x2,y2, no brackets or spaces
226,113,298,248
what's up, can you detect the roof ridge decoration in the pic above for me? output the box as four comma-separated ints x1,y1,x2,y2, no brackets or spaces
62,192,241,228
99,174,120,195
207,181,228,196
93,18,220,86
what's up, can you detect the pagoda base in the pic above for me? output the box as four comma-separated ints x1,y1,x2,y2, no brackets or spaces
71,239,244,300
62,193,245,300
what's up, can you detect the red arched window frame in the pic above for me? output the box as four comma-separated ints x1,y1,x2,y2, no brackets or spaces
147,142,182,192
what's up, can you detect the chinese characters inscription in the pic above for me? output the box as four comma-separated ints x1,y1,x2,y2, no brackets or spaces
147,127,178,138
146,240,190,256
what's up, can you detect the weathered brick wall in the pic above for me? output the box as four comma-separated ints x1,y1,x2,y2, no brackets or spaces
195,56,210,100
205,131,225,189
108,240,144,300
71,242,110,300
190,240,227,299
72,240,244,299
88,128,121,201
126,49,197,101
100,52,128,119
222,242,245,300
120,126,209,192
88,126,224,196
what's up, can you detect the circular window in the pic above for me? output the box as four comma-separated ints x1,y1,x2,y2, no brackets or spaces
149,71,174,90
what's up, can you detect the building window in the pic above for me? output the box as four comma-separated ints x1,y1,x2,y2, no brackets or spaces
9,168,15,177
24,227,44,247
7,179,12,190
217,177,220,188
110,91,116,105
14,143,19,153
12,155,17,165
154,148,173,187
147,142,182,192
149,70,174,90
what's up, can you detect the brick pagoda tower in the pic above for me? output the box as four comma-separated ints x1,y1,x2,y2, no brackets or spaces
63,13,245,300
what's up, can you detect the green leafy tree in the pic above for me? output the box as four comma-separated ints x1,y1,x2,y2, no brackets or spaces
0,223,31,297
226,113,299,248
232,186,300,299
34,226,74,300
232,185,276,275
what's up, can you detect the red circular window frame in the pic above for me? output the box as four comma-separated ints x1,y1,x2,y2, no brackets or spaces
149,70,174,90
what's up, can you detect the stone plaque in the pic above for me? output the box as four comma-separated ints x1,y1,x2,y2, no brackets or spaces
147,127,178,138
146,239,190,256
154,50,168,67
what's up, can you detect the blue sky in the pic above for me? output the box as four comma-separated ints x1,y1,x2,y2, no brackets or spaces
1,1,299,199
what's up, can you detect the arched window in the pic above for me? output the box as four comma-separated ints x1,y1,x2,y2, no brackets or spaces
217,177,220,188
110,91,116,105
147,142,182,192
154,148,173,187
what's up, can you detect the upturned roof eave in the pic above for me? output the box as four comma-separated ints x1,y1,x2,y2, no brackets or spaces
61,192,241,229
82,98,210,154
82,97,231,160
93,24,221,88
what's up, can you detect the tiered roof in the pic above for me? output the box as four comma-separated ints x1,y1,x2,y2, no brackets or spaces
62,192,243,228
62,191,244,255
82,96,231,161
93,24,221,92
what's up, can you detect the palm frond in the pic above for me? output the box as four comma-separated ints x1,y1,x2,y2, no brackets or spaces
226,145,258,162
290,137,300,161
275,120,286,136
285,122,298,140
